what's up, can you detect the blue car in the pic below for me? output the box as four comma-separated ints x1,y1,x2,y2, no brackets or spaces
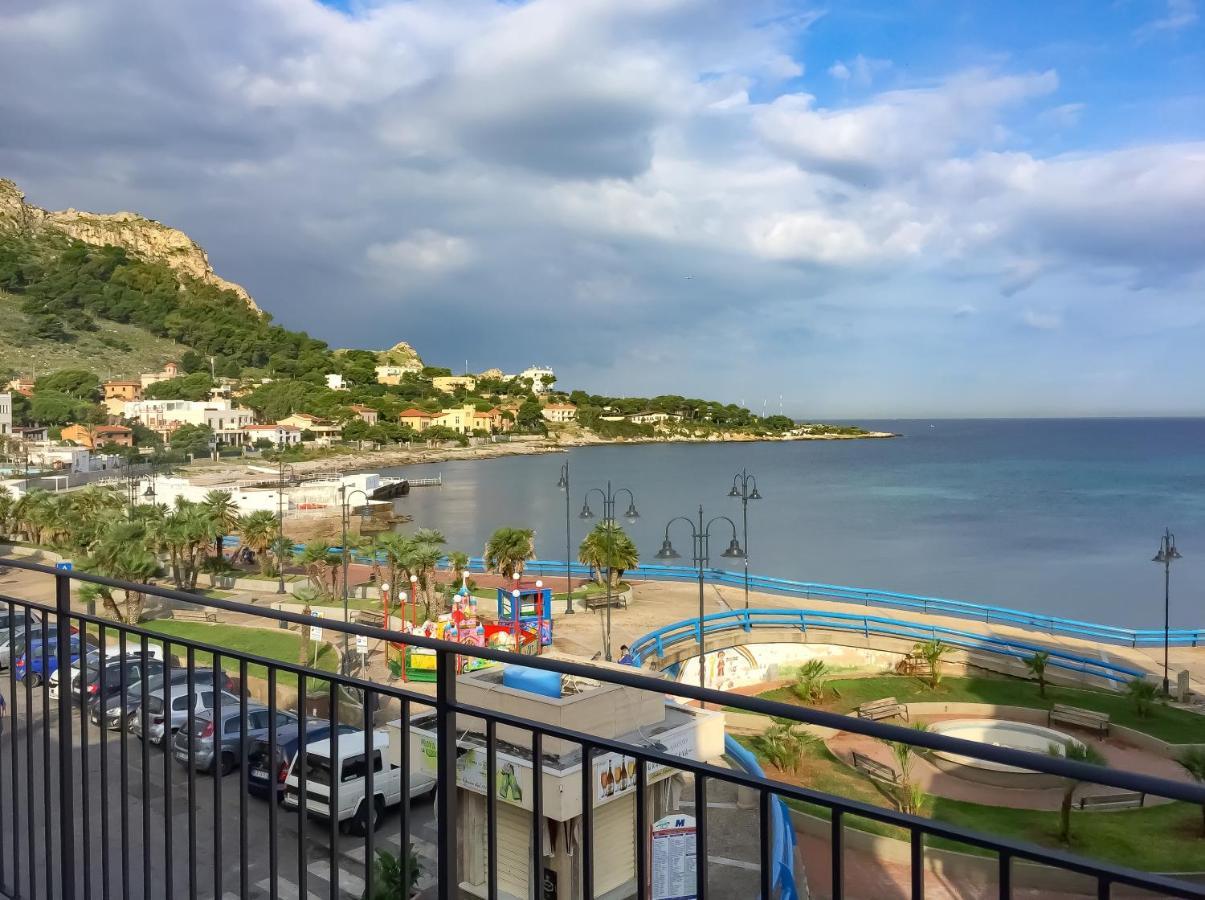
15,635,82,685
246,718,357,801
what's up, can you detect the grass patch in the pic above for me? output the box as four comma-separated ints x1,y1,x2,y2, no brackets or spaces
760,675,1205,744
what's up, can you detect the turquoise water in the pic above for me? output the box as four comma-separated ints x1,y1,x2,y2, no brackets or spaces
381,419,1205,628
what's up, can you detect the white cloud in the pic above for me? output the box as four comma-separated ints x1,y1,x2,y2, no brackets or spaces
827,54,891,87
1136,0,1198,38
1020,309,1062,330
366,230,473,275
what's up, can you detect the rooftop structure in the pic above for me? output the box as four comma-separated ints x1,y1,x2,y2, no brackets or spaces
520,364,556,393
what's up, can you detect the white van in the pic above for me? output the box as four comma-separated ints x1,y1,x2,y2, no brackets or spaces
282,725,435,835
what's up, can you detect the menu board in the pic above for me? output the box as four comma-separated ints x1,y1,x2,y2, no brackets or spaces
650,814,696,900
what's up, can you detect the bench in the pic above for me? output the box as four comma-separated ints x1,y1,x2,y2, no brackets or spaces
856,697,909,722
356,609,386,627
584,592,628,611
851,751,899,784
1078,791,1145,810
1049,704,1110,737
173,609,217,624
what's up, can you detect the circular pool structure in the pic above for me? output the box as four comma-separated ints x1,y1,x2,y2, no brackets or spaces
926,719,1085,789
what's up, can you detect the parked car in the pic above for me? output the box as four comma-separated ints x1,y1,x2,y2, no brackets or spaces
282,725,435,835
15,634,82,685
52,653,167,703
173,704,297,775
0,617,74,669
89,666,236,730
246,719,358,800
130,682,239,744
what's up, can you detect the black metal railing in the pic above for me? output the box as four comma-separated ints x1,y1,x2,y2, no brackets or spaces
0,556,1204,899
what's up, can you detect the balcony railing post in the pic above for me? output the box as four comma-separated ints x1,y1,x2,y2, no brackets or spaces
435,648,460,897
55,570,77,899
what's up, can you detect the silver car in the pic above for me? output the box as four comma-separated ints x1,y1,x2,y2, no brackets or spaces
130,682,239,744
173,704,296,775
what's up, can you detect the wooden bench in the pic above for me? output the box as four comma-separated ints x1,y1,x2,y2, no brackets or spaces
1078,791,1145,810
356,609,386,627
584,592,628,611
851,751,899,784
173,609,217,624
1049,704,1109,737
856,697,909,722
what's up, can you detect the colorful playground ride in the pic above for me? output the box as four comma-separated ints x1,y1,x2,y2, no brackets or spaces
388,587,551,682
495,583,554,648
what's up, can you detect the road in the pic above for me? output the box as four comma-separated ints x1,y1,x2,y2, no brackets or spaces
0,677,438,900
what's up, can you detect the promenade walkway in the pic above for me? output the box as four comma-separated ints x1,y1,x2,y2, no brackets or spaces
547,578,1205,696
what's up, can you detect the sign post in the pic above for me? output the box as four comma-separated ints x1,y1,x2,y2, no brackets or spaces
650,814,697,900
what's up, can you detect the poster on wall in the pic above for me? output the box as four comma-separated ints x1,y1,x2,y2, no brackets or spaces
417,735,531,810
650,814,696,900
593,729,696,804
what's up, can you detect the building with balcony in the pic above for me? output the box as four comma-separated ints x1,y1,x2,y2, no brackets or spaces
276,413,343,440
432,375,477,394
60,423,134,449
520,365,556,393
398,407,436,431
541,402,577,423
122,398,256,445
243,423,302,446
349,404,379,426
101,380,143,415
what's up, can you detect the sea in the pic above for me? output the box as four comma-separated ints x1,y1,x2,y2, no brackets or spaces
379,419,1205,629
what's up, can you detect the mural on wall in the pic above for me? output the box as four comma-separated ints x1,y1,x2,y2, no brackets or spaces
675,642,900,690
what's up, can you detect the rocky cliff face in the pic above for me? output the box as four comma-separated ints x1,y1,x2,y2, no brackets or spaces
0,178,259,313
377,340,424,370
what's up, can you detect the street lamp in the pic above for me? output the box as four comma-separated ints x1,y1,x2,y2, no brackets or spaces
339,483,371,659
580,481,639,661
655,506,745,691
1152,528,1183,697
556,461,575,614
410,574,419,624
727,469,762,610
276,460,297,594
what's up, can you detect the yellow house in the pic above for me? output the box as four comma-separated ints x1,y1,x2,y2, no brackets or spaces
276,413,342,438
432,375,476,394
432,405,509,434
398,408,436,431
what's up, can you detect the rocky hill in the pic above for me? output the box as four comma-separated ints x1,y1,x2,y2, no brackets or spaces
0,178,259,312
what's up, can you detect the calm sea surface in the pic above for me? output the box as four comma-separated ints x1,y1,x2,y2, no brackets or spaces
380,419,1205,629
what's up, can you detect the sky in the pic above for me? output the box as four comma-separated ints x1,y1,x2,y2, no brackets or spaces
0,0,1202,418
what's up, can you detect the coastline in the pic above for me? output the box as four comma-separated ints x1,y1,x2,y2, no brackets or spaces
182,428,898,481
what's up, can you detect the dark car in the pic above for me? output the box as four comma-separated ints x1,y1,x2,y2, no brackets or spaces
246,718,358,800
174,704,297,775
72,656,167,705
89,667,235,730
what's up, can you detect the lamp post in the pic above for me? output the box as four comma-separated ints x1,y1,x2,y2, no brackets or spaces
410,574,419,625
654,506,745,691
276,460,297,594
556,461,575,614
1152,528,1182,697
727,469,762,610
580,481,639,661
339,483,370,659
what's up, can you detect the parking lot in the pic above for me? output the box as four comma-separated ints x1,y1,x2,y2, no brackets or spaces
0,674,438,899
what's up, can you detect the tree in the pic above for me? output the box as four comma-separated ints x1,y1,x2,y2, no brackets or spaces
202,489,241,559
1126,677,1158,718
514,398,546,433
1176,747,1205,837
792,659,831,704
448,551,470,588
157,503,218,590
29,390,98,426
11,488,53,544
35,369,100,400
410,542,444,620
1026,651,1050,698
484,527,535,579
299,540,341,598
239,510,280,576
372,533,417,614
142,373,215,401
0,485,13,536
169,424,215,457
877,722,930,815
912,639,952,689
751,722,816,774
80,520,162,624
577,522,639,587
1050,742,1107,844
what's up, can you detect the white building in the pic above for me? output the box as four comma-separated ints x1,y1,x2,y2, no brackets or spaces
325,373,347,391
541,402,577,423
519,365,556,393
0,391,10,437
122,399,256,445
629,411,681,425
242,424,302,447
375,364,421,385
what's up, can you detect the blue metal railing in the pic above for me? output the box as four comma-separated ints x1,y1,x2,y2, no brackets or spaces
725,735,798,900
626,607,1145,685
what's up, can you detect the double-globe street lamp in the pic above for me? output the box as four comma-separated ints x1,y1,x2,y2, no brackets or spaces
1152,528,1183,697
579,481,639,661
655,506,745,690
339,484,371,662
728,469,762,610
555,461,575,614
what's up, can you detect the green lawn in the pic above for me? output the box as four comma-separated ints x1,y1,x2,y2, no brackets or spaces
761,674,1205,744
138,621,338,688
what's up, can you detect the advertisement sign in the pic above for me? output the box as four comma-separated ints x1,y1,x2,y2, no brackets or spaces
418,736,532,811
650,814,696,900
593,728,695,804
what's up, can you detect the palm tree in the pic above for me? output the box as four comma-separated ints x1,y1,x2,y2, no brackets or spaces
373,533,417,613
1026,651,1050,698
298,540,340,598
269,535,295,577
410,542,444,620
877,722,930,814
1176,747,1205,837
912,638,952,689
484,527,536,579
158,503,218,590
201,489,241,559
577,523,639,587
1126,677,1158,718
80,520,162,624
412,527,446,548
1050,742,1106,843
448,551,470,588
239,510,280,576
0,485,13,536
12,488,53,544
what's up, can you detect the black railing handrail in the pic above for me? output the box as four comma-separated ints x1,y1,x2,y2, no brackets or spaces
4,554,1204,807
